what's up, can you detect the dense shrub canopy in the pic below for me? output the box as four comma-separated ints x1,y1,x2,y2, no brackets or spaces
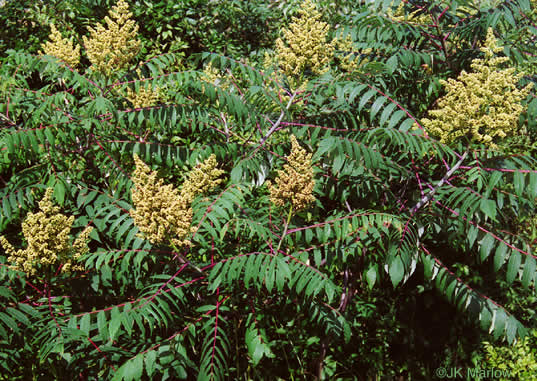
1,0,537,379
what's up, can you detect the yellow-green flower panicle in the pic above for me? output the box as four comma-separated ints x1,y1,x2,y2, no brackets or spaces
422,28,533,147
180,154,226,204
334,34,374,73
275,0,335,80
0,188,91,276
125,84,162,108
387,1,431,24
68,225,93,273
335,34,358,72
130,154,225,249
82,0,141,75
130,154,193,248
39,24,81,69
268,135,315,211
201,62,230,92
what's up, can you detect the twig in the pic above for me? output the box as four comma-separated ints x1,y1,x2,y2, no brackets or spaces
171,243,205,275
338,269,350,312
275,204,294,254
0,112,16,126
258,91,297,146
411,150,468,215
316,339,327,380
220,112,229,143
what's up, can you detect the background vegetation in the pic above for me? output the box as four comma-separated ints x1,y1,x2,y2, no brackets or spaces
1,0,537,379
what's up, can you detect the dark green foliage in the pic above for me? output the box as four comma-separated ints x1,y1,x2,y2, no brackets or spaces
133,0,280,57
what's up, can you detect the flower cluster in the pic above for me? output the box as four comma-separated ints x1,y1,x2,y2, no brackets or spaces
39,24,81,69
82,0,141,75
422,29,532,147
130,154,225,248
387,1,431,24
125,84,163,109
201,62,230,91
335,34,358,72
334,34,374,73
0,189,92,276
267,135,315,211
275,0,335,80
180,154,226,204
